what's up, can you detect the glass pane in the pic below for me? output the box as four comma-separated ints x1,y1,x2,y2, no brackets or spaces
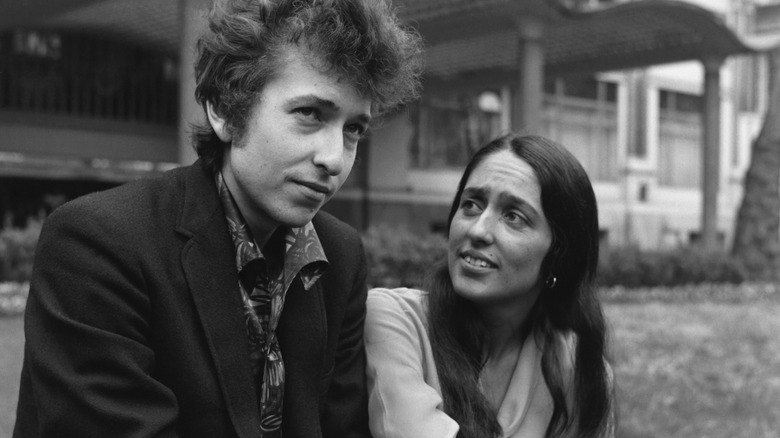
413,90,503,169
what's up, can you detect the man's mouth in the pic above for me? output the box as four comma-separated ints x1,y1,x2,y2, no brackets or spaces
297,180,332,196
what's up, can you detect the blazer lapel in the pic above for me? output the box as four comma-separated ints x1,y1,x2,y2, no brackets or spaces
177,163,260,438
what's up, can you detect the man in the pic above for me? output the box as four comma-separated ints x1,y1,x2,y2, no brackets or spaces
14,0,422,436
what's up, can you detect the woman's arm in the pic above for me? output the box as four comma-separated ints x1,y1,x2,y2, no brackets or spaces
364,288,459,438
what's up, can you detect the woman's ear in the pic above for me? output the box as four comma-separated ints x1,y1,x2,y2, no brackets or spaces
206,102,232,143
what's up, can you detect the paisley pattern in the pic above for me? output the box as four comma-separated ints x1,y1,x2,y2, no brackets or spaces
216,173,327,437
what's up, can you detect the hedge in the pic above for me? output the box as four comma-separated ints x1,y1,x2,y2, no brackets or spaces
0,220,40,283
0,221,756,288
362,225,447,289
0,223,772,317
362,225,750,289
597,245,748,288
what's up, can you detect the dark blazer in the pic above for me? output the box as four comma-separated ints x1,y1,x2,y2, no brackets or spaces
14,161,370,438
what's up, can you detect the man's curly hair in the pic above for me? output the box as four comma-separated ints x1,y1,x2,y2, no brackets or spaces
192,0,424,172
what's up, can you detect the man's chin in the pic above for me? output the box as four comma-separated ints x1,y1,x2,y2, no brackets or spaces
277,210,318,229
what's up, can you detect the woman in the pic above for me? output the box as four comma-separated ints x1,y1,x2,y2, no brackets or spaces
365,134,614,438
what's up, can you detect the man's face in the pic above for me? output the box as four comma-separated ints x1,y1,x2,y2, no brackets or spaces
209,46,372,244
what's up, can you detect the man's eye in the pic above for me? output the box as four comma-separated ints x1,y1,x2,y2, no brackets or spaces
295,107,319,120
345,124,366,137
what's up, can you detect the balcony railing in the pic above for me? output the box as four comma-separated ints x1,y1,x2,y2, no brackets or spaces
0,29,178,125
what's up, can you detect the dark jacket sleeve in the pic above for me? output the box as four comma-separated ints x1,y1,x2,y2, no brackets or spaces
15,199,180,438
316,216,371,438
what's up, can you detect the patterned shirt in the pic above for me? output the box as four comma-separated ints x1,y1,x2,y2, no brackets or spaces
216,173,328,437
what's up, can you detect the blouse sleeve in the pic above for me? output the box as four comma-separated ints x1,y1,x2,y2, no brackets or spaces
364,288,459,438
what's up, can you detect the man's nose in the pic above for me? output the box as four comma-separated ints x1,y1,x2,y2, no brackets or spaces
313,128,345,176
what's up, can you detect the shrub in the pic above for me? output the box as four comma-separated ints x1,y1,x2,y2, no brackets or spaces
362,225,447,289
597,245,748,288
0,281,29,316
362,228,750,290
0,220,41,282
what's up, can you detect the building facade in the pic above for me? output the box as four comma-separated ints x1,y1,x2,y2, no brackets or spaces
1,0,778,250
328,0,780,250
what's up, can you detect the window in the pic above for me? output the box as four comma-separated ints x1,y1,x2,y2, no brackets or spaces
411,89,505,169
0,30,178,124
542,75,619,181
658,90,702,187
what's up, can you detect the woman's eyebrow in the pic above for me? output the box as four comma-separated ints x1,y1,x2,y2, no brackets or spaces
499,192,541,217
461,186,487,199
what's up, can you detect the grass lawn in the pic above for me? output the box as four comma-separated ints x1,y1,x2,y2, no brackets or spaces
0,300,778,437
0,316,23,437
607,301,780,438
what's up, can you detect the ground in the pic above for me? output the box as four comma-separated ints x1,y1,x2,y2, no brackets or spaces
1,300,778,437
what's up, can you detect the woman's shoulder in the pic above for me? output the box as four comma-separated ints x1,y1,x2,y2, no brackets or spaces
366,288,428,322
368,287,428,311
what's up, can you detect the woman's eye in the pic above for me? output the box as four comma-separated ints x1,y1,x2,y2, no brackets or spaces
504,211,527,225
460,200,481,214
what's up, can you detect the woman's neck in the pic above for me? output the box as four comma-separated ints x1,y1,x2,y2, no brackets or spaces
477,299,534,358
481,318,530,359
479,317,531,410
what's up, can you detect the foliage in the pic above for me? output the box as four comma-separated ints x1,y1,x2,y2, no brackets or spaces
0,221,41,283
363,226,749,289
597,245,747,288
732,46,780,282
362,225,447,289
0,282,28,316
0,220,755,291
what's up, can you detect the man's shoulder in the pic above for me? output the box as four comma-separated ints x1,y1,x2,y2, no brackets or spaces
48,163,206,226
310,211,365,275
312,210,361,244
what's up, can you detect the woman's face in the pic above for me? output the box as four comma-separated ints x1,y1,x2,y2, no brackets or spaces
447,150,553,313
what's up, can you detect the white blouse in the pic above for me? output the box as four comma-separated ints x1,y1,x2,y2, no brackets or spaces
364,287,579,438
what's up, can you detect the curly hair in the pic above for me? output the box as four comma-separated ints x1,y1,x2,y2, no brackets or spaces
192,0,424,172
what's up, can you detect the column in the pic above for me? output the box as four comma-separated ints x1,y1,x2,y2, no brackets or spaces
512,18,545,135
701,56,724,250
178,0,213,165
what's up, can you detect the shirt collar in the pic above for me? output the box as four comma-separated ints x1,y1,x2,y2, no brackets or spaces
215,172,328,290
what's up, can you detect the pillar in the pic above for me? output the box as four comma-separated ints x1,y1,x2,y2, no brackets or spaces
512,18,545,135
701,56,724,250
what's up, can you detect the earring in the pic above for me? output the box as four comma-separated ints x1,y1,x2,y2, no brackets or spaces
545,275,557,289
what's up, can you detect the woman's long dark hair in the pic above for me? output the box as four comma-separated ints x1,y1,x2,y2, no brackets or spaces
426,134,613,438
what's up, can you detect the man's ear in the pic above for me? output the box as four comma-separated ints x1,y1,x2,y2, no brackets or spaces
206,102,232,143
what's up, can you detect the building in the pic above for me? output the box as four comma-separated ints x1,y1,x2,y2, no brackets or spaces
1,0,778,249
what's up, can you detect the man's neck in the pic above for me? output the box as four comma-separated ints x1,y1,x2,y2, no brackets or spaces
259,227,286,260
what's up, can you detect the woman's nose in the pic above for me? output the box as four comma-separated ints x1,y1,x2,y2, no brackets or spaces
466,212,494,245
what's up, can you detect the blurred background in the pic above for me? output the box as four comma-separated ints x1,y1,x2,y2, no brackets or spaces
1,0,780,436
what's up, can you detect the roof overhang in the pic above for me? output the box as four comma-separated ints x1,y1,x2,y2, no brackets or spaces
1,0,776,76
0,0,180,57
395,0,770,77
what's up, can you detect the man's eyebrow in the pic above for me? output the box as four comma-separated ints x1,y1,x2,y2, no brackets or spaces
288,94,371,123
289,94,337,110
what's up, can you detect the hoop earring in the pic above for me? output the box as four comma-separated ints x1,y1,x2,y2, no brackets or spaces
545,275,557,289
